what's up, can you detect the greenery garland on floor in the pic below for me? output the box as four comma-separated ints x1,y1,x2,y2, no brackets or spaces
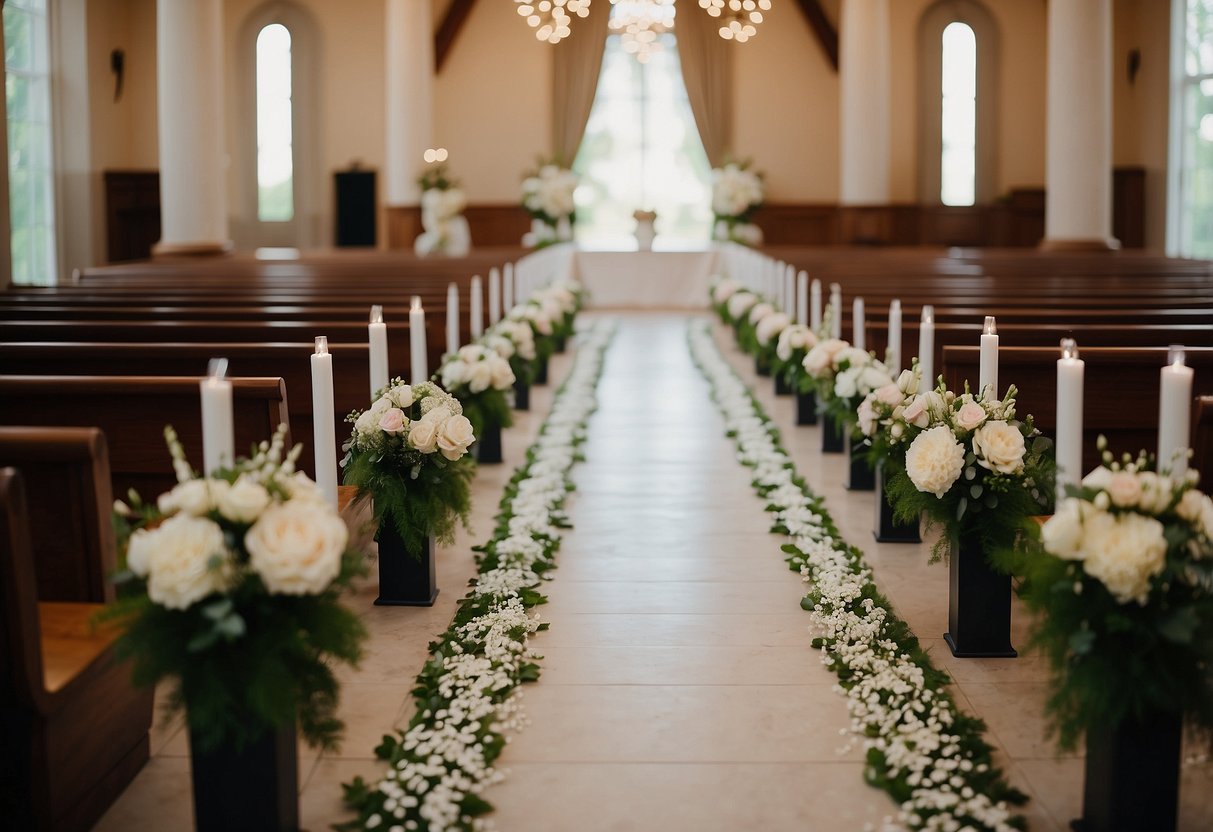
337,320,615,832
689,319,1028,832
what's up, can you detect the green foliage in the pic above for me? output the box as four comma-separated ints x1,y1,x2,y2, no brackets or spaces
454,387,514,440
417,162,458,192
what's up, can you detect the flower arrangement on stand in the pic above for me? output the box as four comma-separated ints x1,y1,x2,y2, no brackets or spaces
521,160,578,248
342,380,476,606
802,338,894,462
774,323,820,424
856,365,926,541
1006,449,1213,832
415,162,471,257
107,426,366,832
709,277,742,323
508,300,559,385
710,160,764,246
534,279,584,352
439,344,516,464
738,299,780,377
485,318,539,410
880,379,1054,656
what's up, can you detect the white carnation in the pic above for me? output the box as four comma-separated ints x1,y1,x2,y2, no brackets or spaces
905,425,966,498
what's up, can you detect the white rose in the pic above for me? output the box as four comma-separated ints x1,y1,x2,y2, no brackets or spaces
441,360,470,390
748,302,775,325
216,477,272,523
712,279,739,304
834,367,861,399
875,382,904,407
279,471,328,505
955,401,987,432
1105,471,1143,508
437,414,475,461
1082,511,1168,604
466,361,493,394
858,365,894,395
756,312,790,346
896,369,920,396
387,384,414,409
409,417,440,453
905,425,966,498
143,514,233,610
1082,466,1114,491
803,343,835,376
125,527,156,576
485,335,514,360
1176,487,1204,523
246,501,347,595
489,356,516,390
971,421,1026,475
834,346,870,371
157,479,216,517
1041,498,1087,560
857,394,878,437
727,292,758,320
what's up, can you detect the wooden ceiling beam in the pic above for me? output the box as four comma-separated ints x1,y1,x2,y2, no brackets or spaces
435,0,477,73
795,0,839,72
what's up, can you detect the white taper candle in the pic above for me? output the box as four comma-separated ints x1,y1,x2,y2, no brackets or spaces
470,275,484,339
1055,338,1084,501
368,305,388,398
853,297,866,351
829,284,842,339
409,296,428,385
887,299,902,373
310,337,338,507
446,283,460,356
796,271,808,326
784,265,795,316
504,263,515,311
489,267,502,324
1158,345,1195,477
918,305,935,386
200,358,234,476
979,316,999,399
810,279,822,331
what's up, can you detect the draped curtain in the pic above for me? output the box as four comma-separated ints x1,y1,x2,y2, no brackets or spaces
674,0,734,167
551,0,612,163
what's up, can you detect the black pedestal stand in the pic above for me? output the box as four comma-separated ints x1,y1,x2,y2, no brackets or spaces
513,378,531,411
1072,709,1182,832
821,411,845,454
474,420,503,464
190,721,298,832
795,391,818,426
844,431,875,491
374,522,438,606
943,527,1015,657
873,460,921,543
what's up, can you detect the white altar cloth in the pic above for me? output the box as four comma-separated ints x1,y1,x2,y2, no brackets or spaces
573,250,718,309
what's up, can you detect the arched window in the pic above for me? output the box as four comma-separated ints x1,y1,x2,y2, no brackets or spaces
573,5,712,249
1169,0,1213,257
918,1,998,206
4,0,56,285
256,23,294,222
940,22,976,206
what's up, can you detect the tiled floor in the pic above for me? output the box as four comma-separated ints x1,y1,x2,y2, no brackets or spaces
93,314,1213,831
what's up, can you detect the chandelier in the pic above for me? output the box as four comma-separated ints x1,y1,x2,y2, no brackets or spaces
609,0,675,64
514,0,592,44
698,0,771,42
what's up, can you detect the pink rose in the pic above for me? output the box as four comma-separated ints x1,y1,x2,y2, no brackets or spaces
378,407,406,434
903,395,930,428
857,394,877,436
1106,471,1143,508
875,383,903,407
955,401,987,431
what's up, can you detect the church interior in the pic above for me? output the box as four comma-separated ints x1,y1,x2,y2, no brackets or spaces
2,1,1213,831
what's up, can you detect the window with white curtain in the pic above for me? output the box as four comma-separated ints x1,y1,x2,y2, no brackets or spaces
1171,0,1213,258
573,7,712,250
940,21,977,207
256,23,294,222
4,0,56,285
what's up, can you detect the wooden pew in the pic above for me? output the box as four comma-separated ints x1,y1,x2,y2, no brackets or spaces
0,376,290,502
0,466,153,832
1192,397,1213,486
942,346,1213,473
0,343,369,480
0,428,117,604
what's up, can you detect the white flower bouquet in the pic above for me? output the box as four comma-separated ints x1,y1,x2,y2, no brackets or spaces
106,425,366,753
709,277,741,322
773,323,820,393
342,379,476,554
485,319,539,386
415,163,471,257
710,160,764,246
1011,446,1213,751
881,378,1054,561
802,338,895,427
439,344,516,439
521,161,578,248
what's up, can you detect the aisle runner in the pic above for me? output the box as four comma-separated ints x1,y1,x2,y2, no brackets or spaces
688,320,1026,832
339,320,615,832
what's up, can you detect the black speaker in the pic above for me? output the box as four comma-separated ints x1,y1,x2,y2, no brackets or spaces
334,168,376,247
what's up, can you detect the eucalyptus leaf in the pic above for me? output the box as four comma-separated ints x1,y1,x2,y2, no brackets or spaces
1068,629,1096,655
965,466,977,481
957,497,968,521
970,484,983,499
215,613,247,641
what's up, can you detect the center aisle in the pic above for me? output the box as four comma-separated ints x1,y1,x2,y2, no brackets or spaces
486,314,887,830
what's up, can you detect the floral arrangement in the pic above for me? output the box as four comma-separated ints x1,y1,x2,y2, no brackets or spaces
1005,447,1213,750
773,323,819,393
342,380,476,553
338,321,615,832
416,163,470,257
802,338,894,428
532,279,583,344
439,344,516,439
881,379,1054,561
508,299,560,369
106,426,366,753
723,288,759,329
709,277,741,322
521,161,579,248
688,320,1027,831
485,319,538,387
710,160,764,246
857,364,926,459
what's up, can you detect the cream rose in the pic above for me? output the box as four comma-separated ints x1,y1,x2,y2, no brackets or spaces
378,407,407,435
955,400,987,431
409,417,441,453
748,302,775,325
1105,471,1143,508
387,384,414,409
437,414,475,461
902,395,931,428
441,360,470,389
1041,498,1087,560
157,478,216,517
776,325,816,362
1082,511,1167,604
857,394,878,437
712,279,739,304
727,292,757,320
971,420,1026,475
905,425,966,498
466,361,493,394
246,501,347,595
875,382,904,407
489,356,515,390
896,369,920,396
756,312,790,346
142,514,232,610
216,477,272,523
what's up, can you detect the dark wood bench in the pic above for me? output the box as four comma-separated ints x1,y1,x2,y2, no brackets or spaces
0,376,290,503
0,463,152,832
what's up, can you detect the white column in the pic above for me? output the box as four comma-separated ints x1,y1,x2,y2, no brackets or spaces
385,0,434,206
154,0,229,254
1045,0,1114,247
838,0,890,205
